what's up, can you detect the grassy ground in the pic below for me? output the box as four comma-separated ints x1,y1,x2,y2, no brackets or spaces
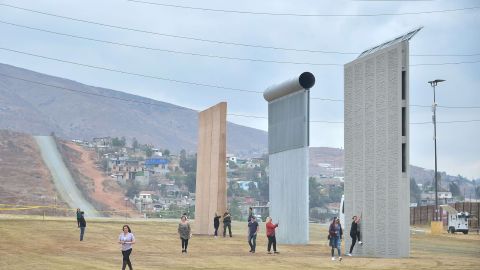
0,215,479,270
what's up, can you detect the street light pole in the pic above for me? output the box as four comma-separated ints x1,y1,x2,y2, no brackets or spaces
428,79,445,221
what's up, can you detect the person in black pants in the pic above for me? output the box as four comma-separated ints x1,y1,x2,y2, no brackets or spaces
118,225,135,270
78,212,86,241
265,217,279,254
76,208,81,227
213,212,221,238
223,211,232,237
178,216,192,253
347,215,362,256
247,216,259,253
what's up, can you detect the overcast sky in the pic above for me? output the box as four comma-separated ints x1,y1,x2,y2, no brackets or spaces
0,0,479,178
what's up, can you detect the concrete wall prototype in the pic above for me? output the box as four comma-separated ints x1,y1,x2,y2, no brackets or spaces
344,41,410,257
194,102,227,235
264,72,314,244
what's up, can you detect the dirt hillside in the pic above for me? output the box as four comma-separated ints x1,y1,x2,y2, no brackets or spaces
0,130,67,214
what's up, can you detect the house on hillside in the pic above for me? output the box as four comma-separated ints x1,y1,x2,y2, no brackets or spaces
237,181,258,191
92,137,112,148
145,158,169,175
420,191,454,206
134,170,150,186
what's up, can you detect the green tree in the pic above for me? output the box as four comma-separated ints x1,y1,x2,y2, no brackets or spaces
145,147,153,158
101,158,109,172
228,160,238,169
328,183,344,203
229,199,242,220
163,149,170,157
449,182,461,197
185,172,196,193
125,182,140,198
309,177,323,208
131,137,139,151
410,178,421,203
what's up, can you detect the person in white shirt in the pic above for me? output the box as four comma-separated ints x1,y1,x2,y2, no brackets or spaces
118,225,136,270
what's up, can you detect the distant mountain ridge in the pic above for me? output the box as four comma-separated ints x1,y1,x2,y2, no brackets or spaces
0,63,267,155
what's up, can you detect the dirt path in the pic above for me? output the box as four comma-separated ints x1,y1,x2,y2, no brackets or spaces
66,142,133,215
35,136,99,217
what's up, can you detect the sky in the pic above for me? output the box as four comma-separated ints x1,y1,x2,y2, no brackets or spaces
0,0,479,178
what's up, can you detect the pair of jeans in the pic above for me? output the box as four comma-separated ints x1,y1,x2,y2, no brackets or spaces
122,248,133,270
214,226,219,236
248,234,257,251
223,223,232,237
331,237,341,257
267,235,277,252
350,234,358,253
79,227,85,241
181,238,189,251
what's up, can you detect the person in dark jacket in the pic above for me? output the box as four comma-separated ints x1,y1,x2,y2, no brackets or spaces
347,215,362,256
223,211,232,237
79,211,86,241
247,216,259,253
76,208,81,227
213,212,221,238
328,217,342,261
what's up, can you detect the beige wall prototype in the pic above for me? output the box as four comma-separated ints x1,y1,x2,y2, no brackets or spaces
194,102,227,235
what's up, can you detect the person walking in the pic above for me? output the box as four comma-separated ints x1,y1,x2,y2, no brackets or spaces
223,211,232,237
78,211,86,241
328,217,342,261
178,215,192,253
76,208,81,227
213,212,221,238
118,225,135,270
248,207,254,222
247,216,259,253
347,215,362,256
265,217,279,254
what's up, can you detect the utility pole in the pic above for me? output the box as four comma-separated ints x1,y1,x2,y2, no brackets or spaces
428,79,445,221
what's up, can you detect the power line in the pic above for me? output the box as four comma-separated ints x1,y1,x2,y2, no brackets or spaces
1,46,479,109
0,47,261,94
1,72,478,125
0,20,341,67
127,0,480,17
1,3,478,57
224,114,480,125
410,60,480,66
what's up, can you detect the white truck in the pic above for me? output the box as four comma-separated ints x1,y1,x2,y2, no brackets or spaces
441,205,470,234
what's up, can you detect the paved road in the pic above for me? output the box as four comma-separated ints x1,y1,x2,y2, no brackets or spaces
34,136,100,217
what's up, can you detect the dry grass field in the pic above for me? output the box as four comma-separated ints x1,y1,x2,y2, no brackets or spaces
0,215,479,270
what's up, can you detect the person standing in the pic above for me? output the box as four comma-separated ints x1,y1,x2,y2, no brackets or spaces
265,217,279,254
76,208,81,227
118,225,135,270
347,215,362,256
248,207,254,222
78,211,86,241
247,216,259,253
178,215,192,253
328,217,342,261
223,211,232,237
213,212,221,238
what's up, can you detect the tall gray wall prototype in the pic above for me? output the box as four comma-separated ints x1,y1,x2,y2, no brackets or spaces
344,28,421,257
264,72,315,244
